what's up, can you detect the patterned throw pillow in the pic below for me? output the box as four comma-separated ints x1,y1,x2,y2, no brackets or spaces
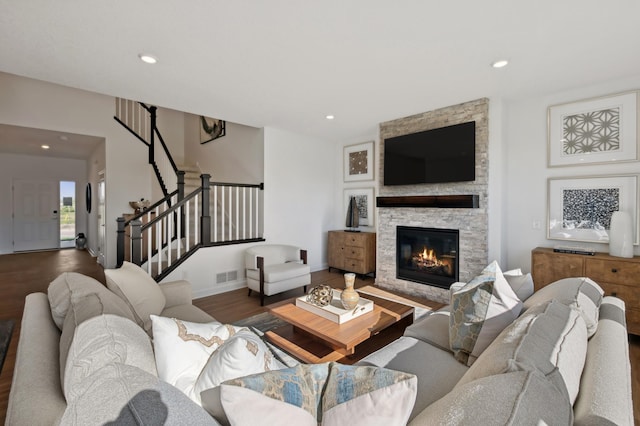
449,261,523,365
219,362,417,426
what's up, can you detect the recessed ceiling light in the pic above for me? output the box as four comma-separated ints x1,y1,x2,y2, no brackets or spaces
138,54,158,64
41,145,50,150
59,135,68,141
326,115,335,120
491,60,509,69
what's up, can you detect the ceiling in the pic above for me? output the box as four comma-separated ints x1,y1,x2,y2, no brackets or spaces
0,124,103,159
1,1,639,145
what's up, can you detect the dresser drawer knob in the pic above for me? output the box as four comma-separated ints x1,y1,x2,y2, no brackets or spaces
611,268,618,273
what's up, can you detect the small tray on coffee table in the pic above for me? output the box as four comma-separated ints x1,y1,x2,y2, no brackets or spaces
295,289,374,324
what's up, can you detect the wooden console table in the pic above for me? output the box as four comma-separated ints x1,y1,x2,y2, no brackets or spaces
531,247,640,335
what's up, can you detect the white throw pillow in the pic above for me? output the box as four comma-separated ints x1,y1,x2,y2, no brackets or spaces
104,262,166,333
449,261,523,365
193,329,284,403
150,315,243,402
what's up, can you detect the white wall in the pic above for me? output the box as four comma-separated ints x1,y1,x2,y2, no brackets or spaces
184,114,264,184
263,127,338,271
504,74,640,272
0,153,88,253
0,72,151,267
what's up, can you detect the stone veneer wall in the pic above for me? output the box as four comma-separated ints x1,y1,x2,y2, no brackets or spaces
376,98,489,303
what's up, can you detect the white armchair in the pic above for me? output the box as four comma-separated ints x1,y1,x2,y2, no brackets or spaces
244,244,311,306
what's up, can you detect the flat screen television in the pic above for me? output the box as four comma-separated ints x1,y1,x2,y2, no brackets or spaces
383,121,476,185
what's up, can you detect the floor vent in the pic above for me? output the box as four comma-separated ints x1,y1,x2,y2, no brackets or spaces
227,270,238,281
216,272,227,284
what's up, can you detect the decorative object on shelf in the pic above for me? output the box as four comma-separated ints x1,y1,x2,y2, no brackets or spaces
343,141,374,182
345,196,360,232
343,187,374,227
306,285,333,307
199,115,226,144
340,273,360,310
129,198,151,214
547,175,638,244
547,90,638,167
609,211,634,258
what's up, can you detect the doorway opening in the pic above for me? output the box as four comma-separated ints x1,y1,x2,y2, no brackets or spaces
60,181,76,248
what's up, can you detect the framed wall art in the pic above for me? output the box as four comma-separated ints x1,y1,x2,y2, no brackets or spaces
343,187,375,227
199,116,226,144
547,174,638,244
547,90,639,167
343,141,374,182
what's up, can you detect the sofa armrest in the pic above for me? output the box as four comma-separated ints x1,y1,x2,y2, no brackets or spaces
6,293,67,425
159,280,193,308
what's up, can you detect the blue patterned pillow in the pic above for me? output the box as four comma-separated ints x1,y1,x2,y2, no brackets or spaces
219,362,416,425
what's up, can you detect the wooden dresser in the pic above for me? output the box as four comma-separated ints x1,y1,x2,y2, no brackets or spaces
531,247,640,335
328,230,376,276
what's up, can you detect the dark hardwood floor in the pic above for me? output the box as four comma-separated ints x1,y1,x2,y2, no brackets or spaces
0,249,638,424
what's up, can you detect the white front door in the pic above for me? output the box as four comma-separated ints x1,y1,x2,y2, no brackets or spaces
13,179,59,251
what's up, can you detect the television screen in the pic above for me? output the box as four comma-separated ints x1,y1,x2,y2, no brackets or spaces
383,121,475,185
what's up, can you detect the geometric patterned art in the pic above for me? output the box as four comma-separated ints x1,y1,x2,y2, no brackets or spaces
562,107,620,155
562,188,619,230
349,150,368,175
353,194,369,220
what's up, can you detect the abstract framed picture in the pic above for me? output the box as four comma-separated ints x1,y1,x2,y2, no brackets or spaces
199,116,226,144
547,175,638,244
344,141,374,182
343,187,375,227
547,90,639,167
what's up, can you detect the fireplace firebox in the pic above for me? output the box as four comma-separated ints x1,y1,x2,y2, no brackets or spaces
396,226,459,289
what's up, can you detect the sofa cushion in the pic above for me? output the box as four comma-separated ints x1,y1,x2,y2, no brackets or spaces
161,304,216,323
409,370,573,425
150,315,244,402
48,272,133,330
220,362,417,426
449,261,523,365
60,363,219,425
574,297,634,425
456,300,588,404
523,277,603,337
104,261,166,334
357,336,468,422
193,328,284,404
403,308,451,352
64,314,157,403
59,290,138,390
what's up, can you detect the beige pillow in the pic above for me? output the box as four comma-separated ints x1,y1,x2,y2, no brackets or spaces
456,300,588,404
48,272,121,330
411,370,573,425
523,277,603,337
105,262,166,333
64,314,156,403
449,261,523,365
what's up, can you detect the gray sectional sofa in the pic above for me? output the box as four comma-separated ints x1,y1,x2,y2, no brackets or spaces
6,264,634,425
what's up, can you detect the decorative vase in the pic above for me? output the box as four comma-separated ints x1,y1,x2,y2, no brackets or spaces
341,273,360,310
609,211,634,258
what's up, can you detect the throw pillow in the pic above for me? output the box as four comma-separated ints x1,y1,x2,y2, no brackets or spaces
64,314,157,403
150,315,243,402
410,370,573,425
503,270,535,301
219,362,417,426
48,272,134,330
193,329,284,403
104,261,166,334
449,261,523,365
455,300,588,404
60,363,219,425
523,277,603,337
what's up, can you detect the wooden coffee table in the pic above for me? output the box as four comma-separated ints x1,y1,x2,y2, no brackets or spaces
265,294,414,364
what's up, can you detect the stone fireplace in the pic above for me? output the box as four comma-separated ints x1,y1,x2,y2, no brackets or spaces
376,98,489,303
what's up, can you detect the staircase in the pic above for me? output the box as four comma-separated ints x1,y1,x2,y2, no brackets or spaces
114,98,265,281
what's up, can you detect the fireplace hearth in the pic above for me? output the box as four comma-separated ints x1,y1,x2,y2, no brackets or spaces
396,226,459,289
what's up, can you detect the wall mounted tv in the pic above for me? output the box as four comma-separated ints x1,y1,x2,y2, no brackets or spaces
384,121,476,185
